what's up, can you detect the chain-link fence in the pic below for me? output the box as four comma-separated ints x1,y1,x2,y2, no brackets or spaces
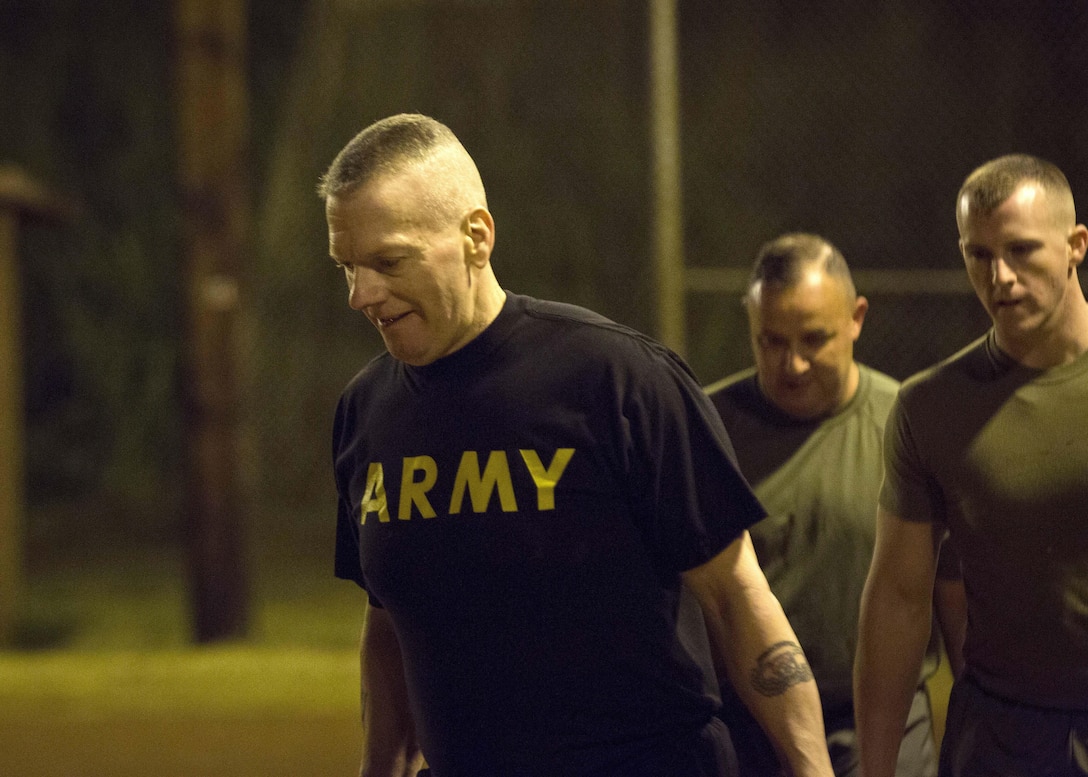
253,0,1088,522
679,0,1088,382
6,0,1087,541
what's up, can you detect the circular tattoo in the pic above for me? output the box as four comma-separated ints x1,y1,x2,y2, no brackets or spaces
749,640,814,697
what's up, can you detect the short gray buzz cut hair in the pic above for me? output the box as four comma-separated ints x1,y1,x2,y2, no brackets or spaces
317,113,461,200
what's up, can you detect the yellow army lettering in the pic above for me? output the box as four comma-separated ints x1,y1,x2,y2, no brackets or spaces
359,448,575,524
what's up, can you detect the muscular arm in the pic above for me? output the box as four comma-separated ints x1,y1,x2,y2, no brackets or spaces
684,531,834,777
854,509,941,777
359,603,424,777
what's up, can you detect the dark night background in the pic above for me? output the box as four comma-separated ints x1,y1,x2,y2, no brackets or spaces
0,0,1086,772
5,0,1087,533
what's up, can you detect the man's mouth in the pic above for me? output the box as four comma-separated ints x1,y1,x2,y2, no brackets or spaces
376,312,410,329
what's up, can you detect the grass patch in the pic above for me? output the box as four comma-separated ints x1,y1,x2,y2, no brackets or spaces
0,647,359,719
17,504,365,652
1,506,369,776
6,517,365,714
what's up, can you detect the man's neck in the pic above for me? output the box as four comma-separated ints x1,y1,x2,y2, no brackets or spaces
997,293,1088,369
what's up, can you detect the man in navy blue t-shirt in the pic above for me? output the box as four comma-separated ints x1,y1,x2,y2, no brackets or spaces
319,113,834,777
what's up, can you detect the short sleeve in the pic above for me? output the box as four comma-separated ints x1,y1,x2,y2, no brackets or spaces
879,391,944,524
624,346,765,572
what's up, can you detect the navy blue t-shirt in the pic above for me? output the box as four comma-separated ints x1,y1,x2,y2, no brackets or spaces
333,293,764,776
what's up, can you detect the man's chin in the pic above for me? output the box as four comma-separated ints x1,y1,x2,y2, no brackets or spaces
773,392,828,421
383,338,427,366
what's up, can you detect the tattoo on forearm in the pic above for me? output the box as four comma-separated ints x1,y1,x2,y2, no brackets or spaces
749,640,814,696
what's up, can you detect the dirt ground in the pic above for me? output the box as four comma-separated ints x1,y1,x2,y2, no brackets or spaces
2,713,361,777
1,510,954,776
0,669,952,777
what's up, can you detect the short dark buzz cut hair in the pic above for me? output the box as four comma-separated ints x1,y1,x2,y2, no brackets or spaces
957,153,1075,228
745,232,856,302
317,113,461,200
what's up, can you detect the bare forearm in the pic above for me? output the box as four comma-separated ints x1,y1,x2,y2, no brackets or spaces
359,606,423,777
723,592,830,777
685,536,833,777
360,682,423,777
854,511,942,777
854,575,933,777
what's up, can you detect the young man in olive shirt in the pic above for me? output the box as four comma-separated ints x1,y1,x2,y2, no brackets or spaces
855,155,1088,777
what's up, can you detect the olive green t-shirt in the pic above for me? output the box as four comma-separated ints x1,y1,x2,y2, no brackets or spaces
881,330,1088,711
708,364,933,714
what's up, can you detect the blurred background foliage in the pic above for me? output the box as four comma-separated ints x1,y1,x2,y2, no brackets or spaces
2,0,1086,545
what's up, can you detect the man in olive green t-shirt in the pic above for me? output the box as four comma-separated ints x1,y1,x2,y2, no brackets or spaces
706,233,962,777
855,156,1088,777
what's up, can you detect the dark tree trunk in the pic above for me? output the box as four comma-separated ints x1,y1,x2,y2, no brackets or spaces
174,0,252,643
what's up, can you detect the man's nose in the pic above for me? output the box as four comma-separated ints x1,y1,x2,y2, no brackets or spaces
991,256,1016,287
782,348,809,375
347,267,386,311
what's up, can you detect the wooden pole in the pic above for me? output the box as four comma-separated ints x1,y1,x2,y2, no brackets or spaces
0,166,77,646
174,0,251,642
648,0,687,357
0,206,23,646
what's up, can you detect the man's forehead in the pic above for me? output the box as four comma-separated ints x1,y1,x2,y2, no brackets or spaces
326,225,349,262
326,176,423,228
325,198,355,247
959,181,1054,223
749,300,844,333
753,270,849,304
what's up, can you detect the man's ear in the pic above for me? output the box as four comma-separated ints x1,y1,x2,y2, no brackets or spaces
464,207,495,267
1068,223,1088,269
851,295,869,342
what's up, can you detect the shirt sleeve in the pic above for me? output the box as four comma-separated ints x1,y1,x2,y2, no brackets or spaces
878,391,945,524
624,345,766,573
332,392,383,606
